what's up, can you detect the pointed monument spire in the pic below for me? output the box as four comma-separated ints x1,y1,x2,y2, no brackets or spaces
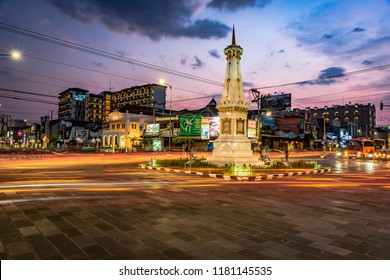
210,27,256,166
232,25,236,45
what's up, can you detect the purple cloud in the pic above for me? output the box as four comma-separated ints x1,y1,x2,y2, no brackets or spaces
47,0,230,40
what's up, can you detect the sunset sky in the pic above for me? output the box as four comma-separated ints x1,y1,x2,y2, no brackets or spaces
1,0,390,125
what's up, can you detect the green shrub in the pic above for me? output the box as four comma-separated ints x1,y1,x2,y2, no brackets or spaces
154,157,219,168
153,158,319,174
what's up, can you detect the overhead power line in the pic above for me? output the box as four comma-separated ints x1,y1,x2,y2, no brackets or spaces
1,54,214,97
0,66,106,91
0,94,57,105
0,87,57,99
301,92,389,106
295,82,390,102
0,22,223,87
26,54,153,86
251,64,390,90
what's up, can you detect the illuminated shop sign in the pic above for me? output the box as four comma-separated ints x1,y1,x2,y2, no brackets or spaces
247,120,257,138
145,123,160,135
179,116,202,136
152,139,162,151
201,117,220,140
73,93,86,101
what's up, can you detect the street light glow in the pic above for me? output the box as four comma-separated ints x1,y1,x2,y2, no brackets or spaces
10,51,21,60
0,50,22,60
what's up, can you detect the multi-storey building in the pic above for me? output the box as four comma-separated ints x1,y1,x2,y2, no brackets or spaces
303,103,376,138
111,84,166,111
58,88,88,121
40,115,50,138
86,92,106,122
58,84,166,122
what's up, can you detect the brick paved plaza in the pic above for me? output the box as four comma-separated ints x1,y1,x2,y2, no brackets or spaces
1,169,389,260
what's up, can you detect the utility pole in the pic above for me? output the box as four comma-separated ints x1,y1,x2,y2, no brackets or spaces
380,101,390,110
250,89,262,157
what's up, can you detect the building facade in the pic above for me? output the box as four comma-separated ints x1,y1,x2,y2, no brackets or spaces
101,111,154,151
303,103,376,139
58,84,166,123
110,84,166,111
58,88,88,121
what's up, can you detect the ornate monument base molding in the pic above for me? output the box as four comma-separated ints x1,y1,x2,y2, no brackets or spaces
210,135,259,166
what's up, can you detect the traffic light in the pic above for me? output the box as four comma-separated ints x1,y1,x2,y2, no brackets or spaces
380,101,383,110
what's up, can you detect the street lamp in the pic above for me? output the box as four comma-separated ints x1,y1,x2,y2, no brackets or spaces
323,117,327,155
159,79,173,151
0,50,22,60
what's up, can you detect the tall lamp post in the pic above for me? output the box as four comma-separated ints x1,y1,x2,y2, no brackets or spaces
0,50,21,60
1,51,21,146
380,101,390,149
159,79,173,151
323,117,327,155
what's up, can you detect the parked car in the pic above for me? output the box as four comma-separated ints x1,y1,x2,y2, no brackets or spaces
374,150,390,161
99,146,113,153
82,144,95,151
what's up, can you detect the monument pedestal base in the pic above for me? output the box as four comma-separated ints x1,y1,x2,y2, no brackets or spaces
209,135,259,166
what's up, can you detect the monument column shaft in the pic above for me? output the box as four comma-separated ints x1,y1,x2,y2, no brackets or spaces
210,27,258,166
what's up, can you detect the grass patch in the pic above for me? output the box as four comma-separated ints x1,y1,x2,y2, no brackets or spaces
154,157,219,169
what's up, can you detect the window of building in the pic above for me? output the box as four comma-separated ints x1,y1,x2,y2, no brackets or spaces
131,123,137,130
122,123,125,129
111,124,115,129
345,117,349,122
354,117,359,123
116,124,120,129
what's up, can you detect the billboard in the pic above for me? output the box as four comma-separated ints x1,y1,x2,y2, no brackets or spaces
261,93,291,111
145,123,160,135
247,120,257,138
152,139,162,151
180,116,202,136
201,117,220,140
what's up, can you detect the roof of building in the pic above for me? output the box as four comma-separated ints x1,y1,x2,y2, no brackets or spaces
59,88,89,96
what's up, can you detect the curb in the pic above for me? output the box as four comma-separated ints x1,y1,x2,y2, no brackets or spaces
0,155,54,161
139,164,332,181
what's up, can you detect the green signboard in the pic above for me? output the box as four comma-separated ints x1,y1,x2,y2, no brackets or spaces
152,139,162,151
179,116,202,136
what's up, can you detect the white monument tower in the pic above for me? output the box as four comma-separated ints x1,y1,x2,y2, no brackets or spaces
210,26,258,166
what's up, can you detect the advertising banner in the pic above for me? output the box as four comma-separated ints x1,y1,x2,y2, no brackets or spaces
201,117,220,140
152,139,162,151
261,93,291,111
179,116,202,136
201,118,210,140
247,120,257,138
145,123,160,135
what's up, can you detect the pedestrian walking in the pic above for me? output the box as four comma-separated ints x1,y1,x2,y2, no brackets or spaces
260,147,266,160
285,148,289,162
185,145,190,158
